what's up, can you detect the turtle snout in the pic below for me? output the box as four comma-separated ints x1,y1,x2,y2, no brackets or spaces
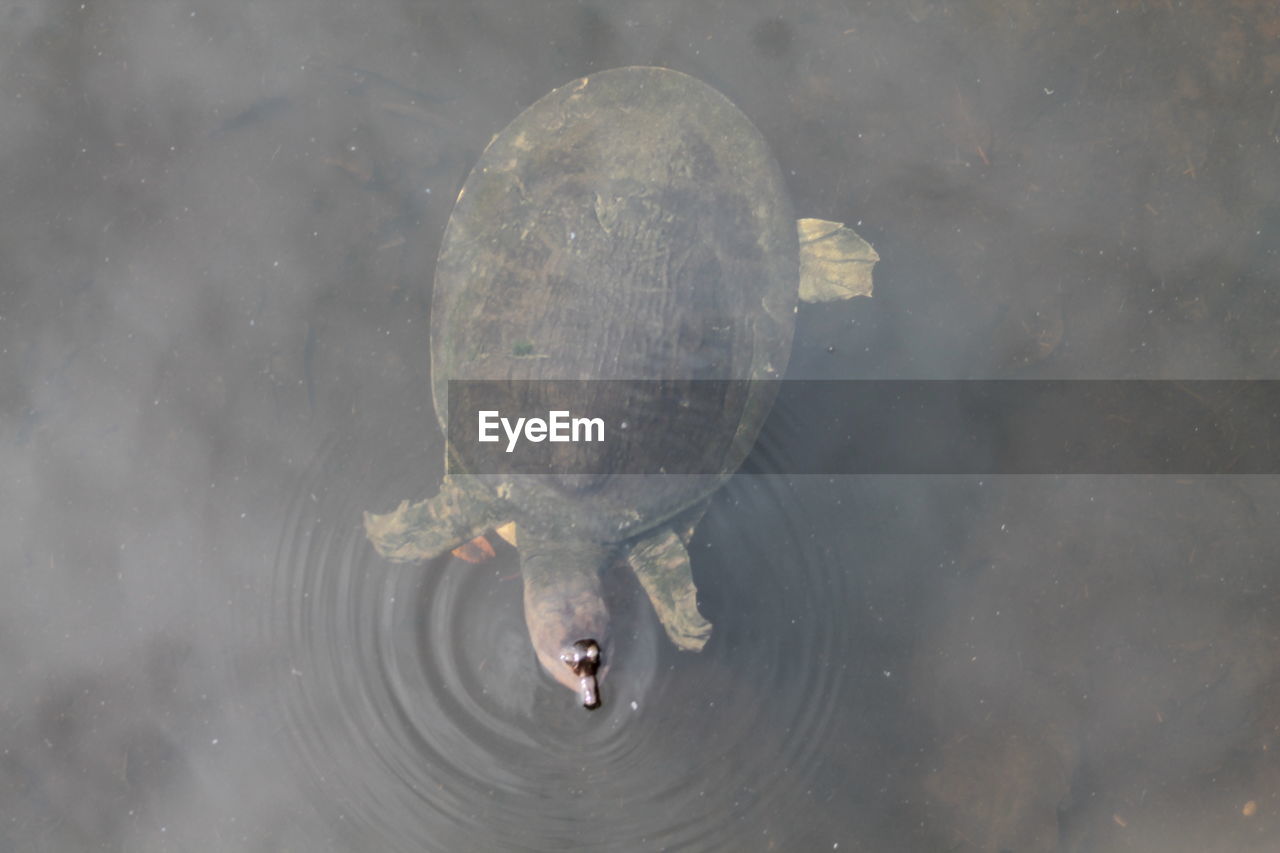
518,538,613,709
560,638,603,710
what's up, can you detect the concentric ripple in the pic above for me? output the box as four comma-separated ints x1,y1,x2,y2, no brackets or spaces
266,420,857,851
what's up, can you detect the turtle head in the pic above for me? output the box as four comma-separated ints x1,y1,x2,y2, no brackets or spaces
519,537,613,709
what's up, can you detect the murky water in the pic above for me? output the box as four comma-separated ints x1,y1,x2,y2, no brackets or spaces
4,1,1279,851
266,429,857,849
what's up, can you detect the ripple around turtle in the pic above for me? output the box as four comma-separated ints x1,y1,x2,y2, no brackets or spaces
266,429,854,851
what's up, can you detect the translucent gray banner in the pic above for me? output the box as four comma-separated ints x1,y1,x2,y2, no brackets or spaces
445,380,1280,475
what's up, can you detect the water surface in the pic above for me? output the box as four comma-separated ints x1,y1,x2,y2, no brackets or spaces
3,1,1279,850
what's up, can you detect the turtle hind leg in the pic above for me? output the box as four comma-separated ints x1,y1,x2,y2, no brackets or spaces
363,475,509,563
626,525,712,652
796,217,878,303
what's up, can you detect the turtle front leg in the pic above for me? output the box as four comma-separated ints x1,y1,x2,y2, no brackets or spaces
363,475,510,563
626,525,712,652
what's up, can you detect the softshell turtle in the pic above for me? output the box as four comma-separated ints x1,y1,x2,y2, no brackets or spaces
364,66,877,709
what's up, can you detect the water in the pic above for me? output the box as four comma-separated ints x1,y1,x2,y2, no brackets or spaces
265,431,858,850
4,1,1279,851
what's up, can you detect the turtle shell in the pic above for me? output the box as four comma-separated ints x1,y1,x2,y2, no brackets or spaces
431,66,798,539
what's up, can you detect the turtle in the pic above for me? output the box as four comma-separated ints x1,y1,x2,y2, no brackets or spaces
363,66,877,709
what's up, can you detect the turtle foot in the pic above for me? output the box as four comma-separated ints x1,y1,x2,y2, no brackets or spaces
796,217,878,303
363,476,509,563
627,526,713,652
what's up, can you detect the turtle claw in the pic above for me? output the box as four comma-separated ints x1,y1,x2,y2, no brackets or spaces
451,535,498,563
448,522,516,564
627,526,712,651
